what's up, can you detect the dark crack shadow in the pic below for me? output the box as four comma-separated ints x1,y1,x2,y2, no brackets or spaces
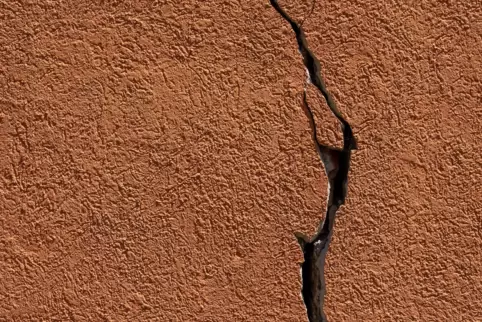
269,1,357,321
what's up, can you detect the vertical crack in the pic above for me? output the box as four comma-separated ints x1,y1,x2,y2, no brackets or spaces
269,1,358,321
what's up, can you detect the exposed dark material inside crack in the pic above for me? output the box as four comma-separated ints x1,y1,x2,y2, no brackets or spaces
269,1,358,321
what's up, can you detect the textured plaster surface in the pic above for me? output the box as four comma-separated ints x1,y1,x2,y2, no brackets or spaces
0,0,481,321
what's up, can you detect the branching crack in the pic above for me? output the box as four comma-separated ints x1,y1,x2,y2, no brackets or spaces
269,1,358,321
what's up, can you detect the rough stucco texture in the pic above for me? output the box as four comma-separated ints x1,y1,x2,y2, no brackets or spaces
0,0,481,321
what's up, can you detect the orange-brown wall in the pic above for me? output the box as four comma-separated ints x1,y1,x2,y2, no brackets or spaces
0,0,480,321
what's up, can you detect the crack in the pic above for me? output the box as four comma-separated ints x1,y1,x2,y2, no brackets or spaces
269,1,358,321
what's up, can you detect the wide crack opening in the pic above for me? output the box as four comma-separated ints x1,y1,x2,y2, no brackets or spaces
304,84,344,150
269,1,357,321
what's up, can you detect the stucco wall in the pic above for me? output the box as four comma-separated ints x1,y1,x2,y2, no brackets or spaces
0,0,480,321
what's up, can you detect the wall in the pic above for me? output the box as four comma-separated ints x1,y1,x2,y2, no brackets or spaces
0,0,480,320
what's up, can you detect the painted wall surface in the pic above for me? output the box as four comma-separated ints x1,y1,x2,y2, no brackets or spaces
0,0,480,321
